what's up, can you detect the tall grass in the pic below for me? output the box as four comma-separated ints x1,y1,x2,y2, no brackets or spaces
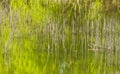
0,0,120,74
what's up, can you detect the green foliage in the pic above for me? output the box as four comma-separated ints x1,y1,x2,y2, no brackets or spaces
0,0,120,74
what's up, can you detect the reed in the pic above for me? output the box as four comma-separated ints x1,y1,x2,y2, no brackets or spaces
0,0,120,74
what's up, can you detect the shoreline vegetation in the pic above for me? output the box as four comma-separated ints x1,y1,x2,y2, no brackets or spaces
0,0,120,74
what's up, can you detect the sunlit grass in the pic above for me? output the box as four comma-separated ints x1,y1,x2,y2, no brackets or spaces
0,0,120,74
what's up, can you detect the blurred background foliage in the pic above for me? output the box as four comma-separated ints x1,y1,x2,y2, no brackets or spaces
0,0,120,74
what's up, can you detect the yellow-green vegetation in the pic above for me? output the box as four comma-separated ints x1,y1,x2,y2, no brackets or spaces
0,0,120,74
